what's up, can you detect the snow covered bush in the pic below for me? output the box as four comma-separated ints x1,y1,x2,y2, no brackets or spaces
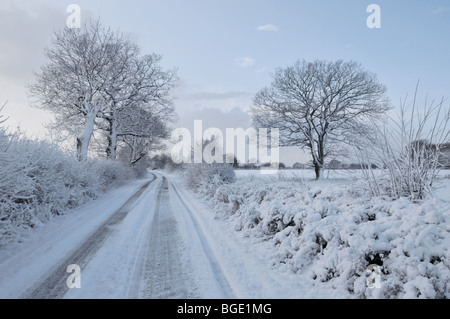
130,157,151,178
208,176,449,299
0,124,135,248
185,163,236,196
357,93,449,201
90,159,135,192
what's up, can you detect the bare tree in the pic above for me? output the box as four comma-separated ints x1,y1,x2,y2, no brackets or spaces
251,59,390,179
99,52,178,160
28,20,129,161
116,107,171,165
28,19,177,163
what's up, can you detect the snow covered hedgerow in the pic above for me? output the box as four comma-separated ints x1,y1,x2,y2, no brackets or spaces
131,157,151,178
208,176,449,298
0,135,95,246
89,159,135,192
184,163,236,197
0,127,135,248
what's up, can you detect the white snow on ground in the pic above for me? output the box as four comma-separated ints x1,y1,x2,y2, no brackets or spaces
168,173,330,298
64,177,163,298
192,169,450,299
0,178,154,298
1,171,331,299
0,169,448,299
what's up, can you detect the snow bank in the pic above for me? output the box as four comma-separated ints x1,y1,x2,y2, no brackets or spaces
0,128,135,248
195,173,449,299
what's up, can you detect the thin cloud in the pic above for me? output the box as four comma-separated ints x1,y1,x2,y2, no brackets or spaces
234,57,255,68
186,91,251,101
0,3,65,81
432,6,450,14
257,24,279,32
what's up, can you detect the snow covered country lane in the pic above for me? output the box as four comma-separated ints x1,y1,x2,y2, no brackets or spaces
0,171,315,299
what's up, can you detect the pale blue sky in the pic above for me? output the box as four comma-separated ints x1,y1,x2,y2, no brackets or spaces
1,0,449,164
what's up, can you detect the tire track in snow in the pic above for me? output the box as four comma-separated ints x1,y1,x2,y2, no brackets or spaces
20,174,156,299
130,176,199,298
169,180,236,298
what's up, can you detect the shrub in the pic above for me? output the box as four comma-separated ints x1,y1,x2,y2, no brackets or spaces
209,176,450,298
90,159,135,191
356,89,449,201
0,123,134,247
185,163,236,196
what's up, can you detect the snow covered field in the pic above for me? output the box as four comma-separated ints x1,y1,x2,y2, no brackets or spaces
235,169,450,201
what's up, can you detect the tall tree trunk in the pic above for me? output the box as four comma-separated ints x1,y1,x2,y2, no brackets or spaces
313,160,323,180
106,117,118,160
130,136,137,164
76,108,98,162
311,138,325,180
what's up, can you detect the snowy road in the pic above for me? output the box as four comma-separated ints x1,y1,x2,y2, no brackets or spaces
0,171,318,299
129,176,200,298
19,177,155,299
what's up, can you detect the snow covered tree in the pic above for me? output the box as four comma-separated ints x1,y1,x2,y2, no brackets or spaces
251,59,390,179
293,162,305,169
28,20,126,161
114,106,173,165
28,19,177,162
99,52,178,160
328,159,342,169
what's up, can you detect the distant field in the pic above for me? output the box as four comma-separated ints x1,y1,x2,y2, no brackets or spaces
235,168,450,179
235,168,367,180
234,169,450,201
